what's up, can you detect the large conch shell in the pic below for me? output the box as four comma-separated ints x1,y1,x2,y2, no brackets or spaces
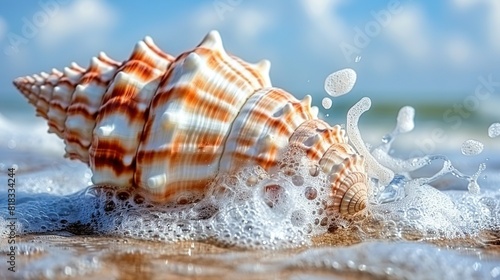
13,30,368,217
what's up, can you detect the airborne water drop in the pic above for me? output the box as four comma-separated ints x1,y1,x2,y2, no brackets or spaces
324,68,357,97
461,139,484,156
488,123,500,138
322,97,332,109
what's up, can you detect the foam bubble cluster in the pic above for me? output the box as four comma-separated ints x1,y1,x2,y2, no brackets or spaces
324,68,357,97
354,180,500,242
3,148,349,249
488,122,500,138
461,139,484,156
321,97,332,109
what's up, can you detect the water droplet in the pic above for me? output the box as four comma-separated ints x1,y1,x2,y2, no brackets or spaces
290,210,306,226
407,208,422,220
322,97,332,109
324,68,357,97
291,175,304,186
461,139,484,156
488,122,500,138
309,165,320,177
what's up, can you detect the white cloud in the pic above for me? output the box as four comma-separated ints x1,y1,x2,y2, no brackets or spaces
385,5,431,61
300,0,348,45
37,0,118,49
192,6,273,44
232,10,272,41
0,16,6,41
450,0,477,10
488,1,500,52
444,35,473,67
450,0,500,54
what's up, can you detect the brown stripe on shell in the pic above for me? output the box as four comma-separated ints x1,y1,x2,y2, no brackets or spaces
219,87,315,173
327,154,368,216
46,63,86,138
319,142,356,174
129,36,174,70
37,69,63,119
135,31,271,200
64,53,121,162
289,120,347,161
90,38,174,187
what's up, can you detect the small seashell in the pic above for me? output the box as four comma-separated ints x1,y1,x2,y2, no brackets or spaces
13,30,368,218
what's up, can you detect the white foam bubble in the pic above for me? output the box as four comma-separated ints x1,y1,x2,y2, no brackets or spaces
6,148,349,249
488,122,500,138
396,106,415,134
324,68,357,97
321,97,332,109
461,139,484,156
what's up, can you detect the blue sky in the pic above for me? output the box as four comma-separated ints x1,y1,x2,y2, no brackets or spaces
0,0,499,111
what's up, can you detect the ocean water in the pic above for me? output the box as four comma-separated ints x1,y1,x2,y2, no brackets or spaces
0,97,499,279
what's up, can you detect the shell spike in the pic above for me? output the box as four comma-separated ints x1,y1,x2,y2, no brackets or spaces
144,35,154,45
97,52,111,63
301,95,312,107
51,68,61,75
199,30,224,52
283,102,294,114
129,37,173,70
250,59,272,86
256,59,271,74
89,56,100,69
183,53,203,71
70,62,85,72
310,106,319,118
33,74,44,84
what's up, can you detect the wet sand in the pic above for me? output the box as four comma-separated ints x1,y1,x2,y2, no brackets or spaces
1,230,498,280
